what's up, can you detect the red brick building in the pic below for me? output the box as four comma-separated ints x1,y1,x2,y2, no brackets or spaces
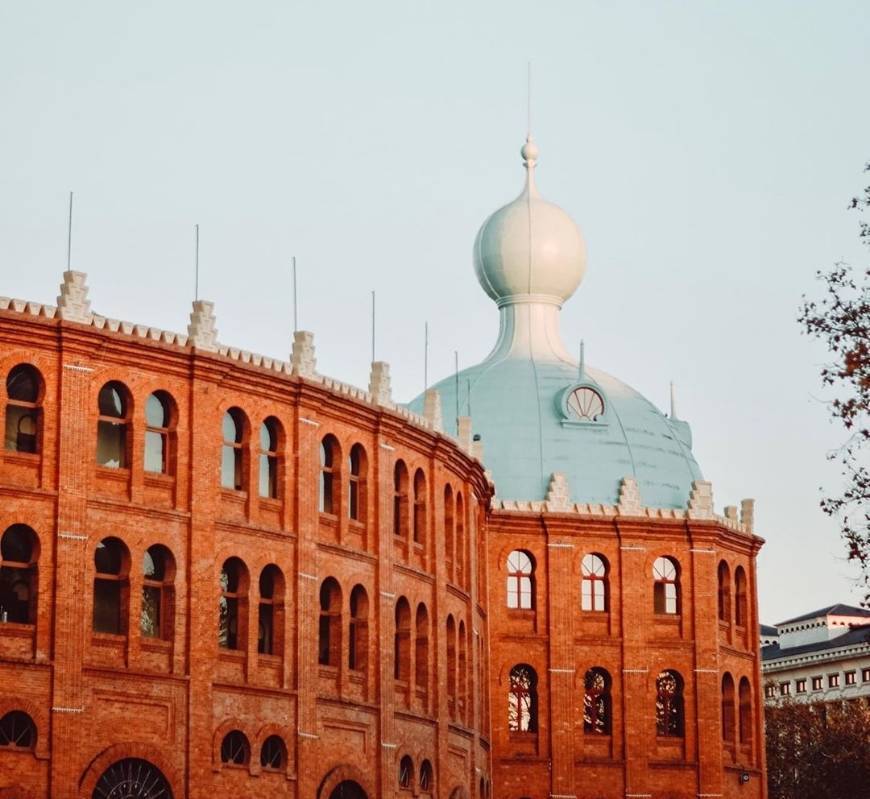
0,139,766,799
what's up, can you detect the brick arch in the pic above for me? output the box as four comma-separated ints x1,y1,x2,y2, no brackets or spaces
317,763,375,799
0,696,48,759
253,722,292,774
211,718,252,773
77,742,180,799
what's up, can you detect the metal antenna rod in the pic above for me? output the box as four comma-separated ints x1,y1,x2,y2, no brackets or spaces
371,290,376,362
194,224,200,301
454,350,460,429
292,256,298,333
424,321,429,391
527,61,532,137
66,192,73,270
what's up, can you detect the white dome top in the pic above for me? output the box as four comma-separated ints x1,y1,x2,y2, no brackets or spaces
473,136,587,308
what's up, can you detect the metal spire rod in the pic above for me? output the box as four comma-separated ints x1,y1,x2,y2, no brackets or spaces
527,61,532,137
454,350,460,429
292,256,298,333
194,224,200,301
66,191,73,271
371,290,376,362
424,321,429,391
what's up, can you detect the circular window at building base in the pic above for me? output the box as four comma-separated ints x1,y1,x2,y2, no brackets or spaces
92,758,173,799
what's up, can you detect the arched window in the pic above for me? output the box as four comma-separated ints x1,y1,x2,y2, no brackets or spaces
506,550,534,609
735,566,748,627
412,469,427,545
458,620,468,723
393,461,409,539
141,544,174,640
93,537,129,634
93,758,173,798
508,664,538,732
581,553,608,612
4,364,42,454
219,558,247,650
97,381,130,468
455,491,465,587
258,565,284,655
258,418,280,499
220,730,250,766
739,677,753,745
655,670,685,737
444,484,455,579
348,444,366,522
0,524,38,624
653,556,680,615
221,408,246,491
446,614,457,719
419,759,433,793
722,672,736,743
717,561,731,623
319,435,340,514
0,711,36,749
584,667,612,734
318,578,341,666
260,734,286,770
394,597,411,684
144,391,174,474
415,603,429,703
349,584,369,672
398,755,414,790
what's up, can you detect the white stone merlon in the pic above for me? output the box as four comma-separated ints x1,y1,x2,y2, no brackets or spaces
423,388,443,432
187,300,218,352
741,498,755,533
457,416,473,453
724,505,738,521
290,330,317,378
369,361,392,406
687,480,714,520
545,472,571,511
471,437,484,462
617,476,642,516
56,271,93,324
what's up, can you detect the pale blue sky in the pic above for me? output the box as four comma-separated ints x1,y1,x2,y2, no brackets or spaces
1,1,868,622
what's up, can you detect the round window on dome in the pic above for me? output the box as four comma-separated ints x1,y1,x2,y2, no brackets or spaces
567,387,604,422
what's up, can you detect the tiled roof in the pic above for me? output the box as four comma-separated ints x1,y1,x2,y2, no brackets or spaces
778,604,870,626
760,624,778,637
761,625,870,662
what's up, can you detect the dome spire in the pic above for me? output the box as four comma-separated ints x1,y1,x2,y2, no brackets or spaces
520,135,540,199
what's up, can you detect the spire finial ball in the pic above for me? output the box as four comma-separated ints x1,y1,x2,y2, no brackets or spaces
521,136,539,166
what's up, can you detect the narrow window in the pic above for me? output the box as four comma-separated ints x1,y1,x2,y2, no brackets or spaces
738,677,753,745
655,670,684,737
415,603,429,704
348,444,366,522
444,484,455,580
318,578,341,666
144,391,174,474
319,435,339,514
508,664,538,732
141,544,173,640
812,676,823,691
221,408,246,491
4,364,42,454
348,585,369,672
717,561,731,622
220,730,250,766
258,418,280,499
584,667,612,734
219,558,247,650
828,673,840,688
722,672,736,742
260,735,286,770
412,468,427,545
734,566,748,627
779,681,790,696
258,565,283,655
97,382,130,468
506,550,534,609
393,461,409,538
846,670,857,686
0,711,36,749
653,556,680,615
581,553,608,612
398,755,413,790
419,759,433,793
446,615,457,719
0,525,38,624
455,491,465,587
93,537,129,634
394,597,411,683
458,620,468,723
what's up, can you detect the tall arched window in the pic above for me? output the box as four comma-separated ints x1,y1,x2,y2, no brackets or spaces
398,755,414,790
717,560,731,623
219,557,247,650
258,417,280,499
97,382,130,468
655,670,684,737
221,408,247,491
458,620,468,723
141,544,174,640
93,537,129,634
393,461,409,539
0,525,38,625
319,435,340,514
412,469,427,545
444,484,455,580
318,578,341,666
349,584,369,672
258,564,284,655
260,735,286,771
653,556,680,615
455,491,465,587
4,364,42,454
735,566,748,627
415,603,429,705
581,553,608,612
0,711,36,749
446,614,457,719
144,391,174,474
508,664,538,733
394,597,411,684
722,672,736,743
419,760,433,794
584,667,612,734
506,550,534,609
348,444,366,522
739,677,753,745
220,730,250,766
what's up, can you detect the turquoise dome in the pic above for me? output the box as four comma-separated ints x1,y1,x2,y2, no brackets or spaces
407,137,703,508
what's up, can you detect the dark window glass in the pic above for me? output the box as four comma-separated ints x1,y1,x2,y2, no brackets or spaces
260,735,285,770
220,730,250,765
0,711,35,748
